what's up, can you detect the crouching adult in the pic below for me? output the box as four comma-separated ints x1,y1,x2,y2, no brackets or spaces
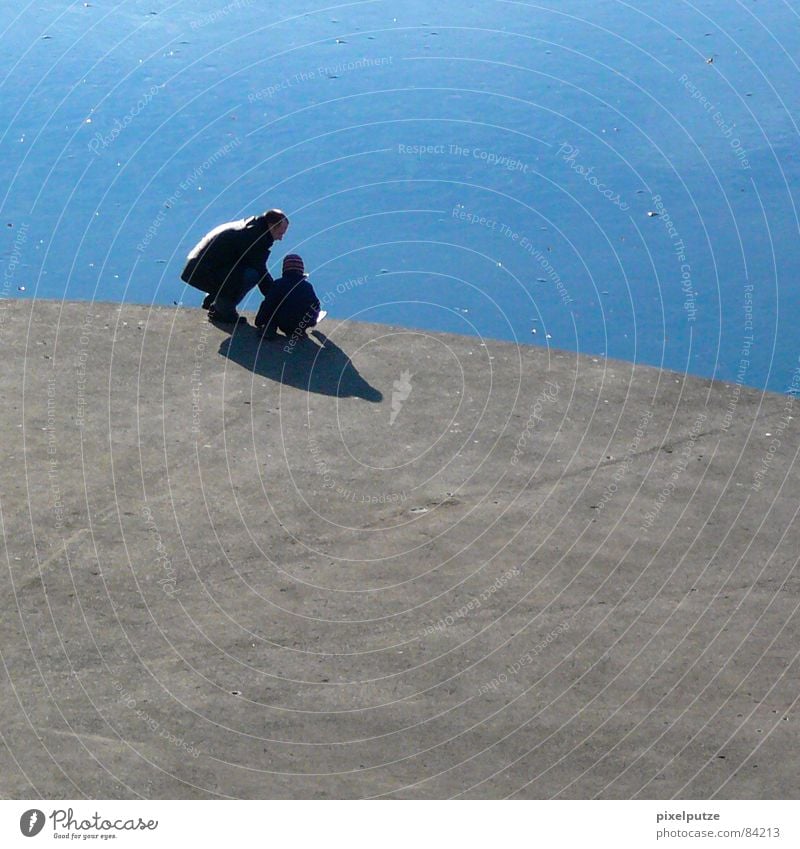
181,209,289,323
255,254,320,340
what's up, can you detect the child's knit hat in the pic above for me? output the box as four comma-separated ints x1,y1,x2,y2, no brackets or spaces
282,254,305,275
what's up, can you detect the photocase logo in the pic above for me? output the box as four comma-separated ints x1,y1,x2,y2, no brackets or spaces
20,809,45,837
390,369,413,425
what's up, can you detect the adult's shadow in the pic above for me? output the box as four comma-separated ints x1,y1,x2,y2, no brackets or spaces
219,326,383,402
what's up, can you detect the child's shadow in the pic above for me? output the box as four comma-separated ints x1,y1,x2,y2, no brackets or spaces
219,327,383,402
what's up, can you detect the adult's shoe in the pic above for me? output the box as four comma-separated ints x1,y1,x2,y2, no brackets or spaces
208,308,245,325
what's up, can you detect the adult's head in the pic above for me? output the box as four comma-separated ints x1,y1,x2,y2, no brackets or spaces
263,208,289,241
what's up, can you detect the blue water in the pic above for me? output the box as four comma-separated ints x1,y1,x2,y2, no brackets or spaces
2,0,799,391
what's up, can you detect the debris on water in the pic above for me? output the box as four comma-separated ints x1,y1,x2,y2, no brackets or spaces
647,211,659,217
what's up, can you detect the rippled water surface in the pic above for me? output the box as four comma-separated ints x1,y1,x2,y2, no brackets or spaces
1,0,799,390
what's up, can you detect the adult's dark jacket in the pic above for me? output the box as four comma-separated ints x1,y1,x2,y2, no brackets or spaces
181,215,275,295
255,270,320,332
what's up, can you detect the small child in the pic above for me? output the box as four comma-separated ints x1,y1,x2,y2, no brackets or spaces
255,254,321,340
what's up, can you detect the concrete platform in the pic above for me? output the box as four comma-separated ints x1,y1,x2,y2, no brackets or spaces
1,298,798,799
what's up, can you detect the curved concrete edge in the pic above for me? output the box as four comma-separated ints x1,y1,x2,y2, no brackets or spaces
1,298,798,799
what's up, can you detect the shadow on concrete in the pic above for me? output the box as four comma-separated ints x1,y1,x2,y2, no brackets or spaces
219,326,383,402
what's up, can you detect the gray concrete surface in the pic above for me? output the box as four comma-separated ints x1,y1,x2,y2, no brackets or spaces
1,298,798,799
